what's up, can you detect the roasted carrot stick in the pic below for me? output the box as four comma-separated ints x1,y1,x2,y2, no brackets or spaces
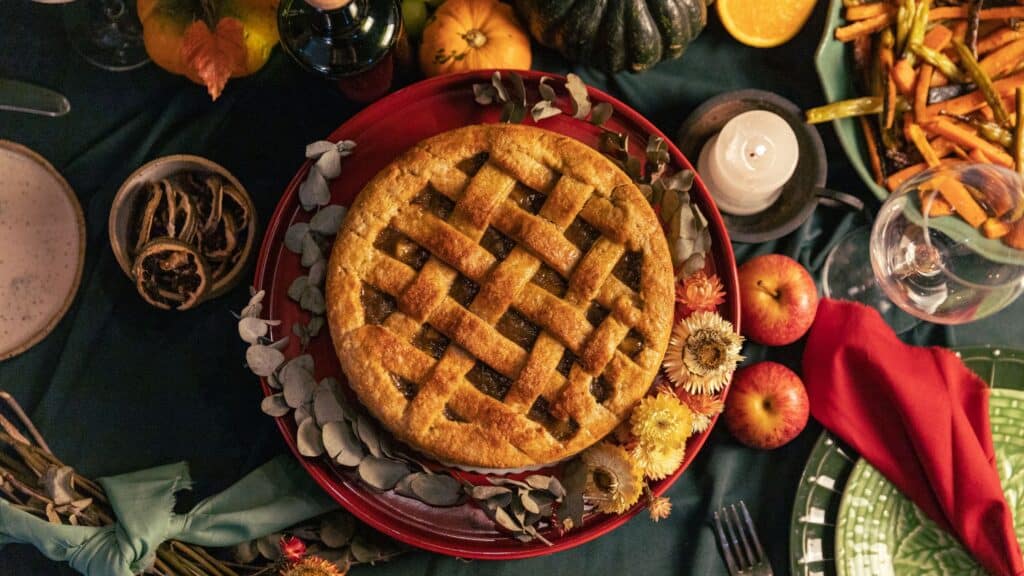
924,173,989,227
893,59,917,95
982,217,1011,238
926,119,1016,168
908,123,942,167
847,3,891,21
929,7,1024,21
925,71,1024,116
836,13,892,42
980,39,1024,80
978,28,1023,56
919,189,955,216
1005,219,1024,250
859,116,886,186
915,25,954,123
887,162,929,192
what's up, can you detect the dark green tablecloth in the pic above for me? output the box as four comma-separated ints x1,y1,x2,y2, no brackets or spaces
3,3,1023,575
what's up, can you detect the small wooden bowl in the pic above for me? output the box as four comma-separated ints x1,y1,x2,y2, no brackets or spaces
109,155,257,302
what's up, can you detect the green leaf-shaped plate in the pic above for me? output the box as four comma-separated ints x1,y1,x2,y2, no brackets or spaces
790,347,1024,576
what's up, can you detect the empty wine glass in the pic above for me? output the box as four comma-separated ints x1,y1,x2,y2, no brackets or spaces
823,163,1024,333
64,0,149,71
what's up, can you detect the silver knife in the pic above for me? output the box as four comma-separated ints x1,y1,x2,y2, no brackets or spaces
0,79,71,117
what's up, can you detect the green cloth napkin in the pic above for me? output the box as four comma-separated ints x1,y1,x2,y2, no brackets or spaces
0,456,337,576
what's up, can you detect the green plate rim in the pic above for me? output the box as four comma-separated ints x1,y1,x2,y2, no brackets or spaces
788,345,1024,576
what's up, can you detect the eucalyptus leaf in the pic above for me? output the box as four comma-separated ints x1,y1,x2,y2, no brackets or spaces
320,512,356,548
256,533,282,560
294,402,314,426
281,363,316,408
356,415,382,458
646,136,669,167
306,141,335,159
565,73,591,119
246,345,285,377
488,477,530,489
500,100,526,124
493,506,523,532
470,485,511,500
310,205,347,236
288,525,319,541
490,71,509,102
393,473,418,498
269,336,290,350
301,234,322,267
314,380,347,425
41,466,75,506
530,491,556,515
511,498,526,523
267,371,282,390
240,290,265,318
524,475,552,491
350,538,383,564
358,456,411,491
530,101,562,122
308,260,326,287
547,477,566,500
299,170,331,211
560,458,588,531
238,317,279,344
315,148,342,180
307,316,325,337
300,285,326,314
336,140,357,155
322,420,365,467
624,156,642,181
590,102,613,126
287,276,310,303
260,394,290,417
288,354,315,374
473,83,496,105
232,540,259,564
410,474,463,506
486,492,513,510
297,418,324,457
661,169,695,193
537,77,556,102
519,491,540,514
508,72,526,105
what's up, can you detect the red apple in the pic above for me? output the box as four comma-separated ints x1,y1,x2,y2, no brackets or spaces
725,361,809,450
738,254,818,346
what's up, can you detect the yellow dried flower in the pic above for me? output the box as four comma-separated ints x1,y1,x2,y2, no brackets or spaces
630,393,693,452
679,390,725,434
582,442,644,515
648,496,672,522
631,442,686,481
676,271,726,313
280,557,346,576
663,311,744,394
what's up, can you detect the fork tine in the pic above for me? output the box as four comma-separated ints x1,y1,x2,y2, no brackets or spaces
730,503,757,566
720,506,749,569
713,510,741,576
739,501,768,564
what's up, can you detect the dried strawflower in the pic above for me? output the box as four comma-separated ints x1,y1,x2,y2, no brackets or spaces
630,394,693,452
631,442,685,481
679,390,725,434
663,311,744,394
279,556,345,576
648,496,672,522
582,442,644,515
280,535,307,563
676,271,726,313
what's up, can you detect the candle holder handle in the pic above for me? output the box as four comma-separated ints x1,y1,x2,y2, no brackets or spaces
814,187,869,217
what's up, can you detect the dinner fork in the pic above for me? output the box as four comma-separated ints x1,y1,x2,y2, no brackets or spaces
712,501,774,576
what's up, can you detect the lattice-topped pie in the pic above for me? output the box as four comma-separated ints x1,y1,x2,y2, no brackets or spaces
325,124,675,469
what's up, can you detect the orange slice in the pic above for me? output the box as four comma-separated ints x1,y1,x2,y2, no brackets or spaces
717,0,817,48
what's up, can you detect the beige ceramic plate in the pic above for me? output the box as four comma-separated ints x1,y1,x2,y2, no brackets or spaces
0,141,85,360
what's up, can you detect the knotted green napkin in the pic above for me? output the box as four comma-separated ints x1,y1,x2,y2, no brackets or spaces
0,455,337,576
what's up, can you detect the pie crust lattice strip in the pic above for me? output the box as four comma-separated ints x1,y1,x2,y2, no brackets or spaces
326,124,675,469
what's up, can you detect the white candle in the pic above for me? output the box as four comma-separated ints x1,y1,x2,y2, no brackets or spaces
697,110,799,216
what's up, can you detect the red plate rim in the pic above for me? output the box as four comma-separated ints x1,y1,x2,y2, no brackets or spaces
254,69,740,560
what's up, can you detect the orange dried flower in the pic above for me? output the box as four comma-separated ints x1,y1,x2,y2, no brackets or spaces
679,390,725,434
648,496,672,522
676,271,726,314
279,557,346,576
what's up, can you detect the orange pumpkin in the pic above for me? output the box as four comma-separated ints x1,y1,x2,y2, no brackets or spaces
137,0,279,100
419,0,532,77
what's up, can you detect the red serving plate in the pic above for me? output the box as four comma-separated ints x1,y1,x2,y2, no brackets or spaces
254,70,740,559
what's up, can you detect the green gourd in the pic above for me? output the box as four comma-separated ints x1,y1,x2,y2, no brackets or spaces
515,0,711,73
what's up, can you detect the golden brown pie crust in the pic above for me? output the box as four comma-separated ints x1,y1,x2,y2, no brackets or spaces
325,124,674,469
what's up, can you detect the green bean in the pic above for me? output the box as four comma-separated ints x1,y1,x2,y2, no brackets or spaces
806,97,883,124
907,0,929,55
940,112,1014,148
896,0,915,56
952,39,1010,126
910,43,964,83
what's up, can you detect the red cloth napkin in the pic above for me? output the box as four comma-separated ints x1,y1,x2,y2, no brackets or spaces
803,298,1024,576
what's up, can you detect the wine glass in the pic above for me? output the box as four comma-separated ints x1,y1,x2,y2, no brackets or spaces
823,163,1024,333
64,0,149,71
